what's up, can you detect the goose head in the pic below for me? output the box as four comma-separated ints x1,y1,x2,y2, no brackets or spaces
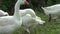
18,0,29,5
4,12,9,16
35,16,45,24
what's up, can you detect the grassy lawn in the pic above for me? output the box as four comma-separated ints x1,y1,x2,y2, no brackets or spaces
13,11,60,34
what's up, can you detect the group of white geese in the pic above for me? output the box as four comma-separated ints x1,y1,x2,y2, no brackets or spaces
0,0,60,34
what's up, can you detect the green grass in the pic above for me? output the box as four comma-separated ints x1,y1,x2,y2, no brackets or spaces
13,11,60,34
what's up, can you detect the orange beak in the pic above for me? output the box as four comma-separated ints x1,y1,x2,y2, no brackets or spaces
24,0,29,5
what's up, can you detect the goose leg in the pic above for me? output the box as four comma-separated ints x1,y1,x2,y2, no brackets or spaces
23,26,30,34
48,14,52,22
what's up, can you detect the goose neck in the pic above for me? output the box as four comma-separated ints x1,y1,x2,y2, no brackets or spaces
14,0,21,20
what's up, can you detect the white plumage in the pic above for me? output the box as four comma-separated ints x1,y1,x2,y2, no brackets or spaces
0,0,28,34
20,9,36,18
0,10,9,17
22,14,45,33
41,4,60,21
19,8,45,33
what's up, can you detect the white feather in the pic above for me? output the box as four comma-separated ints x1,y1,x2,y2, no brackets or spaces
0,0,28,34
41,4,60,19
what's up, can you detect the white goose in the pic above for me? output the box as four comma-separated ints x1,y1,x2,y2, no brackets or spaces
22,14,45,33
0,10,9,17
0,0,28,34
19,6,45,33
41,4,60,21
